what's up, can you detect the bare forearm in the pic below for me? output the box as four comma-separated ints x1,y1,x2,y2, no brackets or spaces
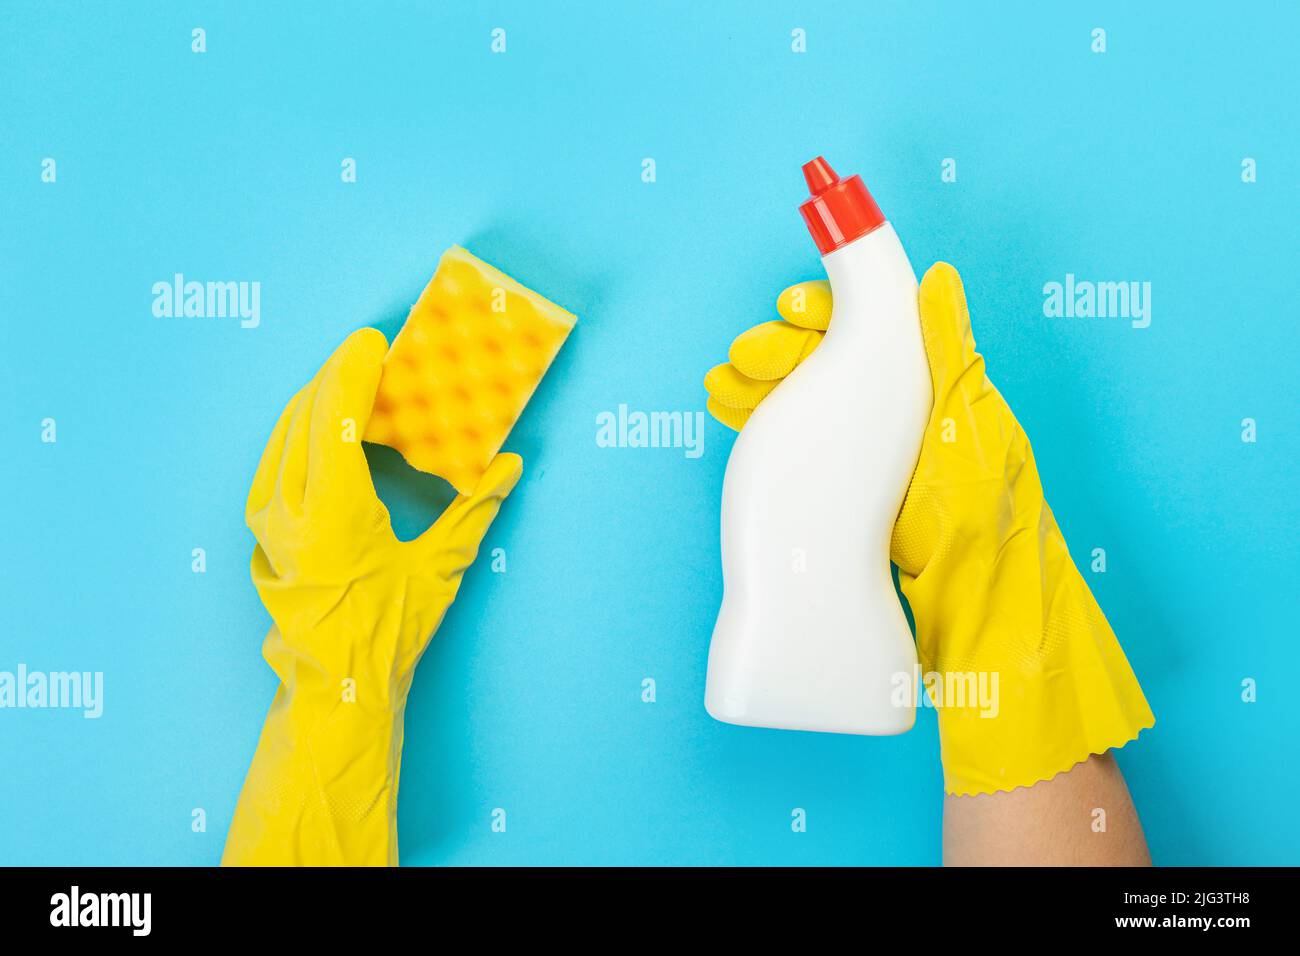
943,753,1150,866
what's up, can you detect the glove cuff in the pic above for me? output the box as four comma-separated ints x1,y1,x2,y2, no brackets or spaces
933,571,1155,796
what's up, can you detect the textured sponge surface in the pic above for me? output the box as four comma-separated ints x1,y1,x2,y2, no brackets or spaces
364,246,576,493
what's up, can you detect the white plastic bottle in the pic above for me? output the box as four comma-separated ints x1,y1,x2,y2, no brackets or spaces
705,156,932,735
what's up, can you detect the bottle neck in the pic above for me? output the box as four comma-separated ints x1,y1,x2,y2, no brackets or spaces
818,222,914,345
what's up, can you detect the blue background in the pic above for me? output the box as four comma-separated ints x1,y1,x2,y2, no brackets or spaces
2,1,1297,865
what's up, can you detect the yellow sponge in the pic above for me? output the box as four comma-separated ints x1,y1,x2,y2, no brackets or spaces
364,246,576,493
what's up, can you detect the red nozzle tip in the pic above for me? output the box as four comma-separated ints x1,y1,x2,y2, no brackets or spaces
802,156,839,194
798,155,886,255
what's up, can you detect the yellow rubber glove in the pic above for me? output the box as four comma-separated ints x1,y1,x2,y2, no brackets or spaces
223,328,522,865
705,264,1154,795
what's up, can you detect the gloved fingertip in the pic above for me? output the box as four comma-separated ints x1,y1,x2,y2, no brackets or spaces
347,326,390,366
707,396,749,431
774,282,803,313
920,262,966,311
777,280,833,331
702,362,734,395
705,361,778,410
314,329,388,399
918,262,979,379
921,260,959,283
729,321,805,380
475,452,523,499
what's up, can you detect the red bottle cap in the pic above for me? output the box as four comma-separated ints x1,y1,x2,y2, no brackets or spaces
798,156,886,255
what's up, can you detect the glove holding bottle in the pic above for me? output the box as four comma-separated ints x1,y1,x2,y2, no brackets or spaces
704,185,1155,792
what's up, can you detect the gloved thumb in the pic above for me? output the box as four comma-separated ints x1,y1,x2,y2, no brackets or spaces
917,262,981,401
415,452,523,578
312,327,389,444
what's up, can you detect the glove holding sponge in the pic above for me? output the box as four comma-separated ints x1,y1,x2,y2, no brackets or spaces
224,248,575,866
